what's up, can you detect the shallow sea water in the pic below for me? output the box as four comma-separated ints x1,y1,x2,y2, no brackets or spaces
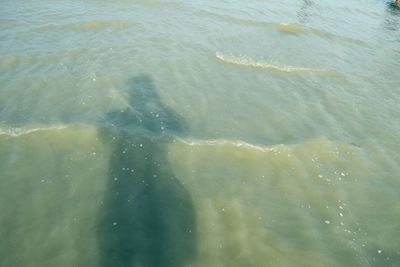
1,0,400,266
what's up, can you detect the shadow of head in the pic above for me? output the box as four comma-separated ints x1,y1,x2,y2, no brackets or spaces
97,75,196,267
104,74,188,136
384,2,400,32
298,0,314,24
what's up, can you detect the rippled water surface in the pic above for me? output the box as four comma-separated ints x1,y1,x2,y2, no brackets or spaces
1,0,400,266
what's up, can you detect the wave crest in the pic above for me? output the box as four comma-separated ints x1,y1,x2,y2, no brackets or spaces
274,23,366,45
0,125,68,137
215,52,337,74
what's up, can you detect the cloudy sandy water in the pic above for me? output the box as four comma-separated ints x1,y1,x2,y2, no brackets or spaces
1,0,400,266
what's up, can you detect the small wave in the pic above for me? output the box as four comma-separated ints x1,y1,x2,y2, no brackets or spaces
37,20,132,32
175,136,360,155
274,22,309,34
194,9,274,28
274,23,366,46
0,55,31,69
71,20,131,30
178,138,285,153
131,0,185,9
215,52,336,74
191,10,366,47
0,125,68,137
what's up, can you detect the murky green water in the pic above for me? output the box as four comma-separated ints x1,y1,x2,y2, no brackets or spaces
1,0,400,266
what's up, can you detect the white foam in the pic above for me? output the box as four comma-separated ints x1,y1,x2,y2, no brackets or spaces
0,125,68,137
215,52,331,74
274,23,367,46
177,137,287,153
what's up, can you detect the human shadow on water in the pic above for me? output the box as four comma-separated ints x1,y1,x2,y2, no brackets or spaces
97,75,196,267
385,1,400,31
297,0,314,24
